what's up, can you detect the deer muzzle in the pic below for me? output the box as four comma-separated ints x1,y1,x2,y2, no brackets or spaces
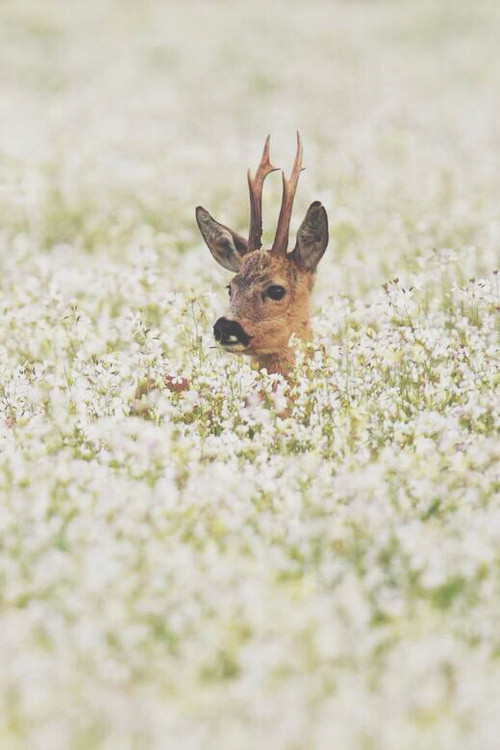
213,317,252,351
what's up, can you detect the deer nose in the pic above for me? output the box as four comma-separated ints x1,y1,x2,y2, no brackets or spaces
213,317,251,347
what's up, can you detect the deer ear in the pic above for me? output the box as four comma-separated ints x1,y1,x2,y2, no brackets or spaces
291,201,328,272
196,206,248,272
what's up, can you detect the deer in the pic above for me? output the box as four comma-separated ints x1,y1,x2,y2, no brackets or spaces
196,133,328,375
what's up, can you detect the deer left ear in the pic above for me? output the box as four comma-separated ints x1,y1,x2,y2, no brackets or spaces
291,201,329,272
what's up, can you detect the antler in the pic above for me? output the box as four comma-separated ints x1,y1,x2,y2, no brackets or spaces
271,131,304,254
247,135,278,252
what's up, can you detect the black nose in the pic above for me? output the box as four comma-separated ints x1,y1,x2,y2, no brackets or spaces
213,317,251,347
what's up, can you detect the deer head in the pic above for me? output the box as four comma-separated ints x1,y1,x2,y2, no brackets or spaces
196,134,328,374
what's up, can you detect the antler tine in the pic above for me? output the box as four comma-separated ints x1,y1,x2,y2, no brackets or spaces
247,135,278,252
271,131,304,254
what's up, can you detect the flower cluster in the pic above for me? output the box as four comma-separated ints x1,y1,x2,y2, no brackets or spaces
0,1,499,748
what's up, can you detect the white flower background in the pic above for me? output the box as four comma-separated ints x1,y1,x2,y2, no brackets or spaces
0,1,499,748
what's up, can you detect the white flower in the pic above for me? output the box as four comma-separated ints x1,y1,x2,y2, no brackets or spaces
0,5,498,747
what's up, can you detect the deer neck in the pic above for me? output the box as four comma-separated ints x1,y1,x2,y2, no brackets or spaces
253,349,295,375
253,319,313,375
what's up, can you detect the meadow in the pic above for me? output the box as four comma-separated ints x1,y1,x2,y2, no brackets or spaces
0,1,499,748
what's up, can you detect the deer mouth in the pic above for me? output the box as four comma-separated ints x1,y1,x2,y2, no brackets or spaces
222,339,252,353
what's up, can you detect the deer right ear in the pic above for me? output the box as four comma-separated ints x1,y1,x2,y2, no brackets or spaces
196,206,248,272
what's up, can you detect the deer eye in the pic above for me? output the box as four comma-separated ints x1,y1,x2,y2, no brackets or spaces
266,285,286,301
226,284,231,297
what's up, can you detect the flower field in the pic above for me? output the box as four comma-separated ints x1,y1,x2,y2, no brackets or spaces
0,1,499,748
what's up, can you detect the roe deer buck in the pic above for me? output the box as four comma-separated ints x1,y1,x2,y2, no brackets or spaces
196,133,328,374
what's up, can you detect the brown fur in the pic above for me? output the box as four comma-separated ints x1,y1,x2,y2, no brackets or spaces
224,251,315,374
